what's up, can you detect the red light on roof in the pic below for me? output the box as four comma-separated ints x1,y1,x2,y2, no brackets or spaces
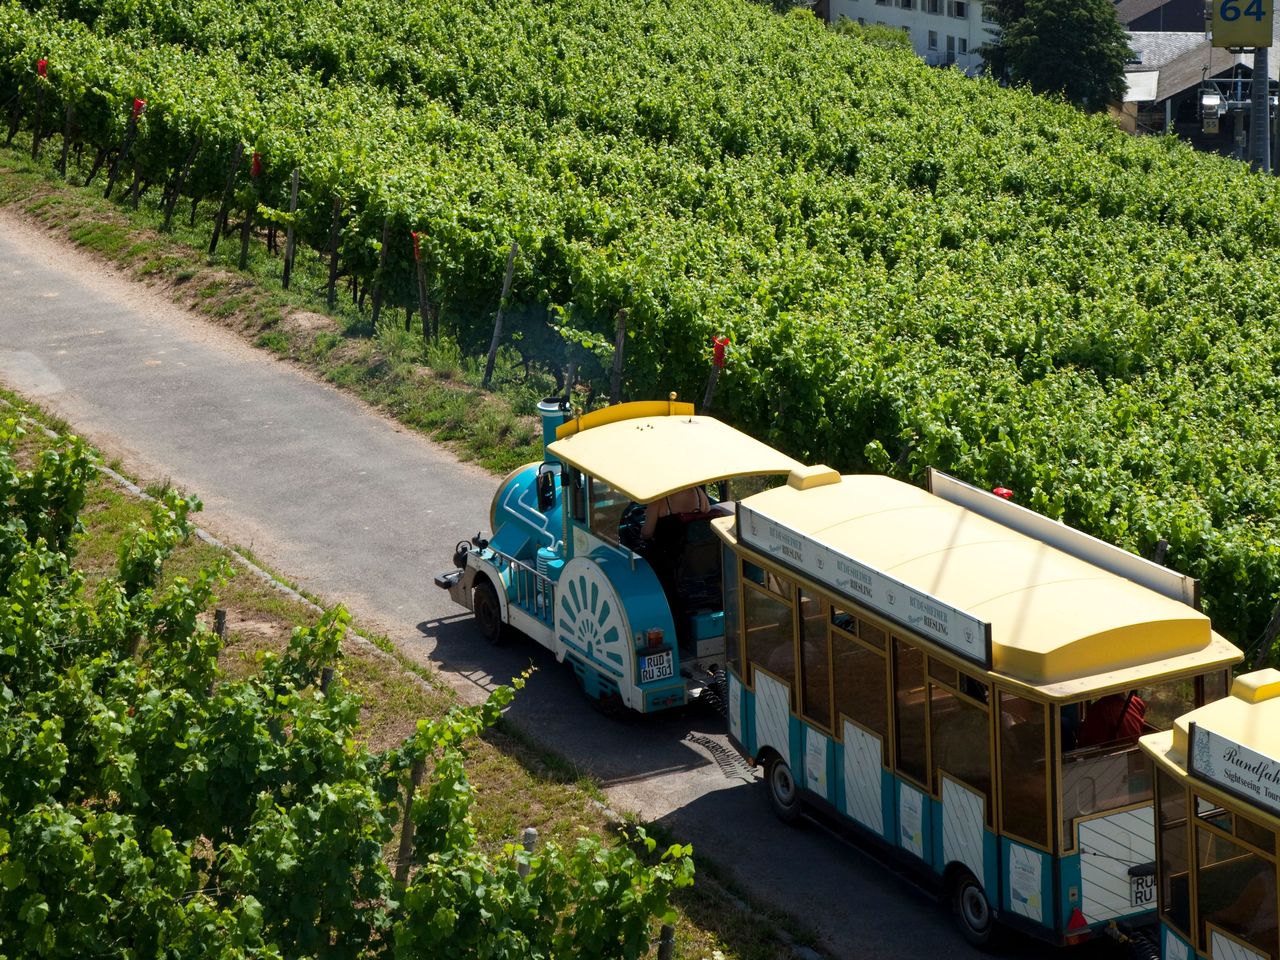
1067,908,1089,931
992,486,1013,500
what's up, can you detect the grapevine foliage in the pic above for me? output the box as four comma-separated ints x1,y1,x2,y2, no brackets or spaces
2,0,1280,653
0,420,694,958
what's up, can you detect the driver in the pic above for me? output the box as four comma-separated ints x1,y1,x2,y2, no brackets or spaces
641,485,712,541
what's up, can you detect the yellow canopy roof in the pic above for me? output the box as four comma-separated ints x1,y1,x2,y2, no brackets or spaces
1141,670,1280,829
725,473,1240,692
547,402,803,503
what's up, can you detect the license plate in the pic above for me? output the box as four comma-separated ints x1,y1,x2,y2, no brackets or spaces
1130,874,1156,908
640,650,674,684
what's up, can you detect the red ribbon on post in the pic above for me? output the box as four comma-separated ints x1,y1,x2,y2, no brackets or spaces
712,334,730,369
250,152,262,178
411,230,421,262
36,58,47,78
131,98,146,119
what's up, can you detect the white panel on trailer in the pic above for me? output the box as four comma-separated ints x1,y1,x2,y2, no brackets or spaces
842,721,885,835
942,778,986,884
899,783,926,859
805,728,828,797
755,672,791,768
1210,929,1268,960
728,673,743,743
1078,806,1155,923
1007,843,1046,924
1163,929,1190,960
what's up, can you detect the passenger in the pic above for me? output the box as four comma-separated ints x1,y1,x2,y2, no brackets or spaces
1075,691,1146,748
1212,865,1278,951
641,485,712,541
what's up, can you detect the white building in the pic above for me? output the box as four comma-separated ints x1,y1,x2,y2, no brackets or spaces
828,0,1000,75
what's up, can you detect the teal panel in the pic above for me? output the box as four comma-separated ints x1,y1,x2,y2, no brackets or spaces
833,739,846,814
827,734,838,807
1161,924,1195,960
928,793,944,874
1058,851,1082,935
982,829,1000,907
881,768,897,844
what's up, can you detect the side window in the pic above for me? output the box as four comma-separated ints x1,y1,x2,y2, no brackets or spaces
567,467,587,523
724,547,741,675
831,611,889,745
743,579,795,689
930,664,991,816
798,591,830,729
893,637,929,788
1194,808,1278,958
1198,669,1230,707
588,477,627,545
999,691,1050,848
1156,769,1191,939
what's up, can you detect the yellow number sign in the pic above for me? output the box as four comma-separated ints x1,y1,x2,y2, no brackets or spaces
1211,0,1273,47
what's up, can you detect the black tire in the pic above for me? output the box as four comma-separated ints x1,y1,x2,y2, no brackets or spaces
764,754,801,824
572,666,629,719
472,580,507,646
952,870,1001,950
589,689,628,719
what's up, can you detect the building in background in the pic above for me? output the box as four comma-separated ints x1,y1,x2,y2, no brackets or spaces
1119,22,1279,166
826,0,998,75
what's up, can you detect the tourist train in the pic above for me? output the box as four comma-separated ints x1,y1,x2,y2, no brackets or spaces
436,397,1248,946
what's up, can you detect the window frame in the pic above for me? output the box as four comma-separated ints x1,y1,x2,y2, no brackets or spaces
740,573,796,693
797,589,834,733
1190,792,1279,957
830,612,893,768
996,687,1054,852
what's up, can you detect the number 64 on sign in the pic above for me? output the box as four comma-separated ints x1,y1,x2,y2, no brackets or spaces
1211,0,1273,48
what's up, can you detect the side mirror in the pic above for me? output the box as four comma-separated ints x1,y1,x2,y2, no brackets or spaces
537,469,556,512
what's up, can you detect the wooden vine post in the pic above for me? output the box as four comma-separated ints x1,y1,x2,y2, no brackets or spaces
517,827,538,879
239,151,262,269
56,102,74,178
281,168,300,289
410,230,428,336
209,141,244,255
482,238,519,388
162,137,201,232
656,924,676,960
30,58,47,161
701,335,730,411
4,89,24,147
104,97,145,200
609,309,628,405
394,757,426,885
326,195,343,309
369,215,392,327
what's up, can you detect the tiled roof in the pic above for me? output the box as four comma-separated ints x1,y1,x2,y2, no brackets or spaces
1123,24,1280,102
1127,31,1209,68
1116,0,1170,25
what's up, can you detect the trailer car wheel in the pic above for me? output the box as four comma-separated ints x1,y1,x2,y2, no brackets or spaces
952,870,999,950
472,581,507,646
764,755,801,824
